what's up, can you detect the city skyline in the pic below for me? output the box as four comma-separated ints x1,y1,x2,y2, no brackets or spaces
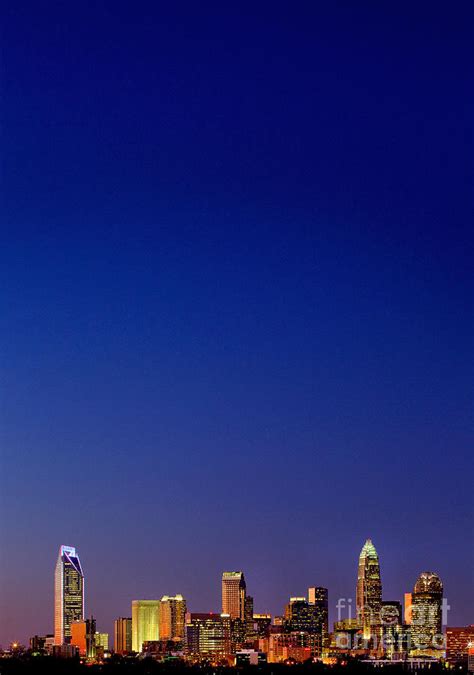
0,537,466,649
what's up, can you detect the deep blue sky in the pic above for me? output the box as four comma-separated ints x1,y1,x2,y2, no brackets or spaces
0,1,473,647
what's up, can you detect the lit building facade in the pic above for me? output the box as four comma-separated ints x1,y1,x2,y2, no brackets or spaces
404,593,413,624
158,595,187,640
253,614,272,638
95,632,109,652
222,571,246,620
445,626,474,665
54,545,84,645
132,600,159,652
244,595,255,640
265,631,319,663
381,601,404,658
356,539,382,640
114,617,132,653
410,572,443,656
284,597,324,655
308,587,329,646
70,617,96,658
185,612,232,660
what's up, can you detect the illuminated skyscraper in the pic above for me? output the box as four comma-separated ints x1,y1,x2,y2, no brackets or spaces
410,572,443,656
404,593,413,624
54,545,84,645
446,626,474,665
114,617,132,654
222,572,246,620
185,612,232,659
308,587,329,647
95,632,109,652
131,600,159,652
284,596,325,655
70,617,95,658
356,539,382,640
244,595,255,640
158,595,187,640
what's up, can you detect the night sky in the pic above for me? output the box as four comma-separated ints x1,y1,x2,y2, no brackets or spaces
1,1,473,647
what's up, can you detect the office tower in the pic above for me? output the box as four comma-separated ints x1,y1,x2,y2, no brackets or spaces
131,600,159,652
95,633,109,651
222,571,246,620
70,622,87,657
253,614,272,638
267,631,320,664
158,595,187,641
185,612,232,659
244,595,254,640
333,618,362,650
285,598,307,627
381,601,403,658
114,617,132,653
308,587,329,646
54,545,84,645
404,593,413,624
284,597,324,655
410,572,443,656
446,626,474,665
356,539,382,640
70,617,96,658
381,601,402,626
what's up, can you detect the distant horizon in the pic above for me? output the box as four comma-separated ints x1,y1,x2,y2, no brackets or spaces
1,537,470,647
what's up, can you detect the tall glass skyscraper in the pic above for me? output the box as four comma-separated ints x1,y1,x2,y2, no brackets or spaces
308,587,329,647
356,539,382,640
158,595,187,640
131,600,159,652
222,571,246,620
114,617,132,654
410,571,443,656
54,545,84,645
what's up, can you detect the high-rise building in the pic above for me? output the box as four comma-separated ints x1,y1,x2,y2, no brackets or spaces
381,601,403,658
222,572,246,620
54,545,84,645
410,572,443,656
356,539,382,640
185,612,232,659
244,595,255,640
284,597,325,655
381,600,402,626
308,587,329,646
70,617,95,658
132,600,159,652
114,617,132,654
266,631,320,663
95,632,109,652
446,626,474,665
253,614,272,638
158,595,187,641
404,593,413,624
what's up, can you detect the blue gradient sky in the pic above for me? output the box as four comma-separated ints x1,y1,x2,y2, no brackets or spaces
0,1,473,646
